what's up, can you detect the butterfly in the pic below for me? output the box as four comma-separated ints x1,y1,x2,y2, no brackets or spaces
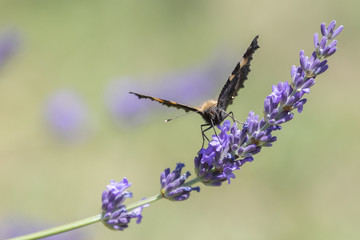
130,35,259,142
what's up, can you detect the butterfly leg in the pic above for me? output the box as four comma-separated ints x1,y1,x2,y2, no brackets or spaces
200,123,212,148
200,121,223,149
222,110,244,125
210,120,222,146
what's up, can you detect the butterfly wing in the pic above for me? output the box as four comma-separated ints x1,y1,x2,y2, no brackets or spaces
129,92,201,113
216,36,260,111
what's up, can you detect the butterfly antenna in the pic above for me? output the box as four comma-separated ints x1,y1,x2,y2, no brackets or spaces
222,110,244,124
165,111,197,123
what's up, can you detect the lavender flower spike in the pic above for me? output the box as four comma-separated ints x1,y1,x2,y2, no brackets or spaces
194,20,343,186
194,121,255,186
101,178,148,231
161,163,200,201
315,20,343,58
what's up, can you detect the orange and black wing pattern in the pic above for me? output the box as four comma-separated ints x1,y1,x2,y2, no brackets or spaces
217,36,259,111
129,92,200,113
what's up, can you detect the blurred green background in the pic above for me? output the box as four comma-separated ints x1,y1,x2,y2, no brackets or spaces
0,0,359,239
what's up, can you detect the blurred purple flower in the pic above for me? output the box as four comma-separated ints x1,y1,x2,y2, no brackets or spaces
152,56,226,102
105,77,151,126
44,90,90,142
0,30,20,70
105,51,229,127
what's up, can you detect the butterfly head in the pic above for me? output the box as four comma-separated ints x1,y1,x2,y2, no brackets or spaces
199,100,227,126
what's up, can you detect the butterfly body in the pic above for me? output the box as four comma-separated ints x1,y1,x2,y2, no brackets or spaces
130,35,259,129
198,100,226,125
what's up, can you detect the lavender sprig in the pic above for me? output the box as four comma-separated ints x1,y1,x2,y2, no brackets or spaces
10,20,343,239
101,178,148,230
193,20,343,186
160,163,200,201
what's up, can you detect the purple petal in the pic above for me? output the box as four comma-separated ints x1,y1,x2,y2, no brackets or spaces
320,22,327,36
299,50,307,69
327,20,336,35
326,47,337,57
319,36,327,51
331,25,343,39
313,33,319,49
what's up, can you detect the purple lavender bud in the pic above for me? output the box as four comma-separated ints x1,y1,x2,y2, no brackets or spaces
246,113,278,147
290,65,298,79
285,92,299,106
325,46,337,57
243,144,258,155
319,36,327,52
222,162,240,184
250,146,262,155
264,97,280,124
280,83,292,106
270,81,289,101
293,74,305,89
230,123,244,146
320,22,327,37
300,50,329,78
327,39,338,49
160,163,200,201
299,77,315,94
293,99,307,113
316,21,343,58
264,98,271,115
330,25,343,39
299,50,307,70
247,111,260,134
194,150,224,186
313,33,319,50
315,62,328,75
274,112,294,125
323,20,343,40
309,58,321,71
302,77,315,89
261,136,277,147
327,20,336,36
269,108,279,121
101,178,148,231
322,40,338,57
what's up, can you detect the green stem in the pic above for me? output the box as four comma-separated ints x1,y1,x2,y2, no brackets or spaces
126,194,163,211
7,215,101,240
7,194,164,240
184,176,203,187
